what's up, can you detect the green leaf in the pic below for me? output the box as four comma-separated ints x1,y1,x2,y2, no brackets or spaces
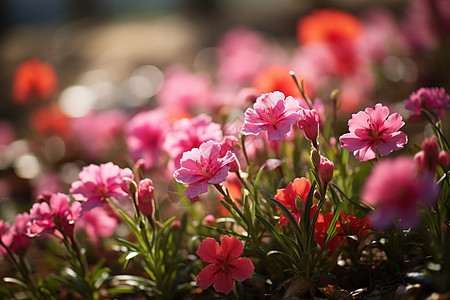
270,198,303,246
256,214,292,254
323,204,342,248
3,277,27,289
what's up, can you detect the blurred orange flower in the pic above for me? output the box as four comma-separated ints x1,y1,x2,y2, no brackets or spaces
297,9,362,45
29,104,70,138
253,64,311,99
12,59,58,105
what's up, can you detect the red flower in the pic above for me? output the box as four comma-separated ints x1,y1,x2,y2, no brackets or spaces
314,212,344,251
12,59,58,104
196,236,254,295
29,104,70,138
274,178,316,228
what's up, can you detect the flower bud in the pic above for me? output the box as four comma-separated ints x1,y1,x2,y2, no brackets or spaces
438,151,450,168
297,108,320,142
318,156,334,185
121,177,137,196
310,148,321,170
202,214,216,225
137,179,155,217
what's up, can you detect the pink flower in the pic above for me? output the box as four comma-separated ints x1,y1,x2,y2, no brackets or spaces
0,221,12,256
70,163,133,210
27,193,82,237
137,179,155,217
361,156,438,230
339,103,408,161
126,109,168,169
10,213,31,254
196,236,254,295
71,110,127,160
163,114,223,171
414,137,450,174
404,87,450,121
173,141,236,201
157,65,213,111
318,156,334,185
241,91,302,141
297,108,320,142
76,207,118,244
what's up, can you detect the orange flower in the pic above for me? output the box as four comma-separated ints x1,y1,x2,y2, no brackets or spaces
12,59,58,105
297,9,362,76
297,9,362,45
29,104,70,138
253,65,312,99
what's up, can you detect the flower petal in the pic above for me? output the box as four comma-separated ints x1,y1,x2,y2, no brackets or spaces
196,264,221,290
229,257,254,281
212,270,234,295
221,235,244,262
196,237,221,264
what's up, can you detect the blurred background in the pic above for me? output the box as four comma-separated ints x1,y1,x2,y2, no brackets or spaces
0,0,449,215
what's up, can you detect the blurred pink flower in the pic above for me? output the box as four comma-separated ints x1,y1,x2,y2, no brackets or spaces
126,109,168,169
217,27,271,84
241,91,302,141
33,171,63,200
71,110,127,160
173,141,236,201
361,156,438,230
0,121,15,146
9,213,31,254
27,193,82,237
404,87,450,121
414,137,449,174
76,207,118,244
70,163,133,210
339,103,408,161
196,236,254,295
163,114,223,171
0,221,12,256
157,65,213,112
297,108,320,143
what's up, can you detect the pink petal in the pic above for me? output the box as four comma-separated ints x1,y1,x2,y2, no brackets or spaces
348,111,369,132
367,103,390,125
196,237,221,264
354,144,377,161
377,132,408,155
383,113,405,134
184,181,209,199
229,257,255,281
196,264,221,290
340,133,371,152
213,270,234,295
208,166,230,184
221,236,244,261
173,167,204,184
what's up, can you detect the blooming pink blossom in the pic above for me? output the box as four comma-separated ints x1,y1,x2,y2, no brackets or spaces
76,207,118,244
137,179,155,217
173,141,236,201
414,137,449,174
404,87,450,121
196,236,254,295
71,110,127,160
339,103,408,161
241,91,302,141
361,156,438,230
163,114,223,171
27,193,82,237
70,163,133,210
297,108,320,142
126,109,168,169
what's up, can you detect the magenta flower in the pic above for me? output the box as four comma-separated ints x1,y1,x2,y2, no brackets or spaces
27,193,82,237
0,221,12,256
10,213,31,254
318,155,334,186
126,109,168,169
196,236,254,295
297,108,320,143
414,137,450,174
361,156,438,230
241,91,302,141
173,140,236,201
76,207,118,244
70,163,133,210
339,103,408,161
163,114,223,171
404,87,450,121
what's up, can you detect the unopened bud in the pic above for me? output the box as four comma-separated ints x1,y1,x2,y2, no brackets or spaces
311,148,321,170
137,179,155,217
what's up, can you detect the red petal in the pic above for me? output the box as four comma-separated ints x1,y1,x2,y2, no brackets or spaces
212,269,234,295
196,264,221,290
221,235,244,262
196,238,220,263
229,257,254,281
